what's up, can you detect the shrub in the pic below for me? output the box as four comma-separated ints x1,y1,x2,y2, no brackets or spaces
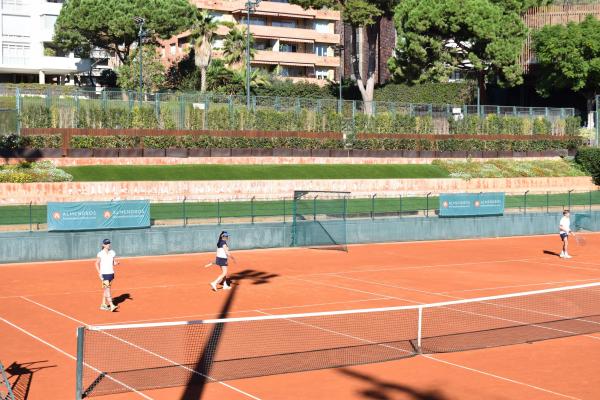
21,135,62,148
0,160,72,183
374,82,476,104
575,147,600,185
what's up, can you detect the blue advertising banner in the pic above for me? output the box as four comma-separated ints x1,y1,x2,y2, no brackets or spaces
47,200,150,231
439,192,505,217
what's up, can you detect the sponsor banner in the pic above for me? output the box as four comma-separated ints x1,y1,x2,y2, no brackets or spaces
439,192,505,217
48,200,150,231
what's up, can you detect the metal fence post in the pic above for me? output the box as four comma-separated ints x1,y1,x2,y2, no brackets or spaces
217,199,221,224
568,189,573,210
343,195,347,220
251,196,255,224
546,191,549,213
313,195,318,221
399,194,402,217
371,194,376,220
283,198,286,223
178,95,185,129
15,87,21,135
182,197,187,227
426,192,432,217
154,92,160,122
524,190,529,214
29,201,32,232
590,190,593,213
203,95,209,130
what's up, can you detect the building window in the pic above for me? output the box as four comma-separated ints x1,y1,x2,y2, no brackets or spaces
42,15,58,30
272,19,297,28
254,40,269,51
2,15,31,38
170,44,176,55
280,66,306,77
315,68,329,80
279,43,297,53
240,17,266,26
314,43,328,57
313,20,330,33
213,38,225,49
2,43,30,65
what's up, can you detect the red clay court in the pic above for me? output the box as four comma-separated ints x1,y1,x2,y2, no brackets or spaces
1,234,600,400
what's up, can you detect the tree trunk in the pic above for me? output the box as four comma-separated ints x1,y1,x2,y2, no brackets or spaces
477,72,487,107
351,23,378,115
586,93,596,129
200,66,207,93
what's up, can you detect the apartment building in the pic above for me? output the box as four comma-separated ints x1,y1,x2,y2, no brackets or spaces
0,0,93,84
162,0,341,86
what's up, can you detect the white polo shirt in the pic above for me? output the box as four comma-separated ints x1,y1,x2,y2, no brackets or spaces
97,250,116,274
559,216,571,234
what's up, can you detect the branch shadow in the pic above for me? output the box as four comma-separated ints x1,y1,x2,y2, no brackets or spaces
5,361,56,400
338,368,449,400
179,281,237,400
228,269,280,286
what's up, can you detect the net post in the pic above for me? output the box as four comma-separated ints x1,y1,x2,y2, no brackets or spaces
75,326,85,400
417,306,423,353
0,361,15,400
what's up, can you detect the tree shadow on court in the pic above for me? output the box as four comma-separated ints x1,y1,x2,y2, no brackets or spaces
5,361,56,400
338,368,449,400
228,269,279,286
543,250,562,257
112,293,132,306
179,284,237,400
180,269,278,400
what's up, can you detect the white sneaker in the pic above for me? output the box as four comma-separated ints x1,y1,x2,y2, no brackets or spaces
564,254,572,259
210,282,218,291
559,252,565,258
223,284,231,290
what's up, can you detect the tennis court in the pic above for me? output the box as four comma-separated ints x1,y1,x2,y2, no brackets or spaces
1,233,600,400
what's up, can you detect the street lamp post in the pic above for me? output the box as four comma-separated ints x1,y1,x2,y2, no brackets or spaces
133,16,146,107
245,0,261,109
334,44,344,113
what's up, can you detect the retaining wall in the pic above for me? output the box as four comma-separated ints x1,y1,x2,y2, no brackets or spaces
2,211,598,264
1,177,597,205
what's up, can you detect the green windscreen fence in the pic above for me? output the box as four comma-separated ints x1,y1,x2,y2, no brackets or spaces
292,191,349,251
574,213,594,231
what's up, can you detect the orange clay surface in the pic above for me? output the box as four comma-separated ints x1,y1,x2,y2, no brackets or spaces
1,234,600,400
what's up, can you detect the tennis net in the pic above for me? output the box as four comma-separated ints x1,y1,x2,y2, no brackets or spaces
76,282,600,398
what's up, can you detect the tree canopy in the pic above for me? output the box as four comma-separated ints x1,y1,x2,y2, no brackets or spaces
389,0,527,97
116,46,166,92
533,15,600,119
53,0,195,63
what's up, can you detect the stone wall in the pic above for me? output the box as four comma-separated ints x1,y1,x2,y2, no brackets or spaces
1,177,596,205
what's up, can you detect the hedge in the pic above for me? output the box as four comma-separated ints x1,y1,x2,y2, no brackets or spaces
374,82,476,104
448,115,580,136
575,148,600,185
350,138,582,152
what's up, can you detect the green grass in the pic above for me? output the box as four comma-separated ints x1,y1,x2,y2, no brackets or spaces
61,164,450,182
3,191,599,226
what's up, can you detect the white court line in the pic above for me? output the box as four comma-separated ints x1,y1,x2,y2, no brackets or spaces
437,279,600,295
0,316,153,400
19,296,262,400
422,355,583,400
319,275,600,341
97,297,392,326
521,259,600,272
253,291,587,399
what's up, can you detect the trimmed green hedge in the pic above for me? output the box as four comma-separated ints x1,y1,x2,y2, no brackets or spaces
374,82,476,104
448,115,580,136
351,138,582,152
575,148,600,185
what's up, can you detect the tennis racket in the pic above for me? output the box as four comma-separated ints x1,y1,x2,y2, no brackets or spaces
574,233,587,246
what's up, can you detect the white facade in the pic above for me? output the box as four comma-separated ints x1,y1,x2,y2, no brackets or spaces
0,0,90,83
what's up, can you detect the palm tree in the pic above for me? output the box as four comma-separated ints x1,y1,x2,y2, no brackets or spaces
234,67,271,94
223,26,254,70
190,10,219,92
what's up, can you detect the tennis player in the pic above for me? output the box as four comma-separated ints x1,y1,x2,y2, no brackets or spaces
205,231,234,291
559,210,575,259
95,238,119,311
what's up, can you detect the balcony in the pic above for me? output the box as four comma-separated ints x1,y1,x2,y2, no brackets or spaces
253,50,339,67
193,0,340,20
250,24,338,44
0,55,90,73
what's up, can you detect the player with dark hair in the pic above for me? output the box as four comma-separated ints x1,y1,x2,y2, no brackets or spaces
205,231,235,291
95,238,119,311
